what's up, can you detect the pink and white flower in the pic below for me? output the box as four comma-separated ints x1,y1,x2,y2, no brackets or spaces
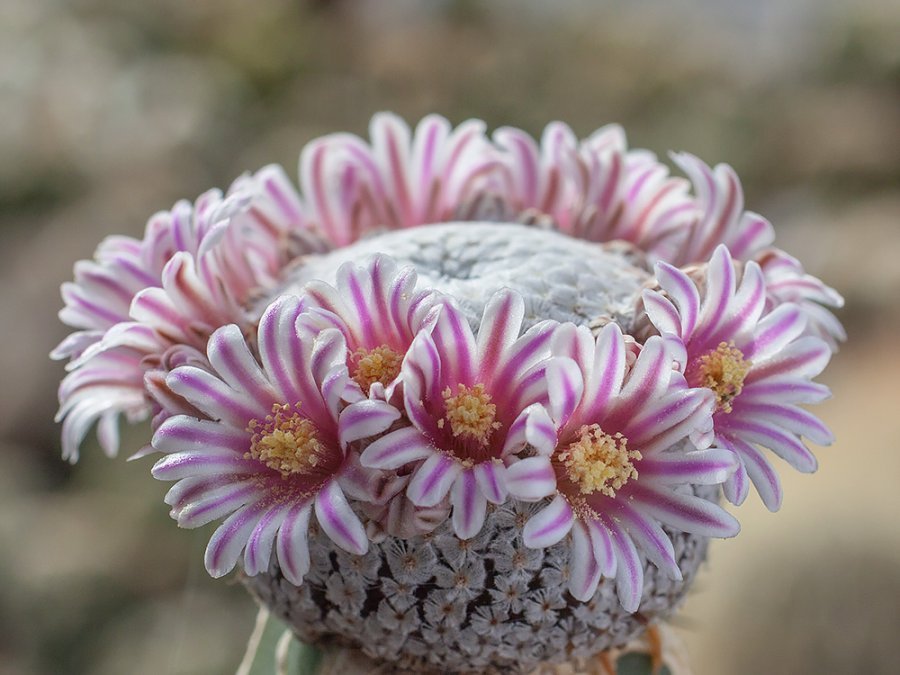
296,254,444,402
507,324,738,611
490,123,698,258
151,296,400,585
641,245,834,511
360,291,560,540
54,166,307,460
300,112,499,246
756,247,846,352
665,153,775,267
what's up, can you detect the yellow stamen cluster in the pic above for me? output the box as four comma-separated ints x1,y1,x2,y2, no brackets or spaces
559,424,641,497
698,341,752,413
439,383,501,447
350,345,403,393
246,403,323,478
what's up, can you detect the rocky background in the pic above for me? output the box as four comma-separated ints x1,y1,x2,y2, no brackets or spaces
1,1,898,673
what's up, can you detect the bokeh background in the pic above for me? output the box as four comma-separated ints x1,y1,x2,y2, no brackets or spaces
1,1,898,673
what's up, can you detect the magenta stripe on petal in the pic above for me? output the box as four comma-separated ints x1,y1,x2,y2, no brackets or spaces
407,452,460,507
615,503,681,581
505,456,557,500
606,519,643,613
639,447,736,485
655,261,699,336
360,426,434,470
338,399,401,447
725,435,783,511
166,367,263,426
720,418,818,473
314,480,368,555
204,501,266,578
243,502,291,576
628,483,740,538
722,460,750,506
451,470,488,539
735,402,833,446
568,521,602,602
642,290,681,337
476,289,525,384
523,494,574,548
473,461,508,504
275,502,313,585
174,480,264,528
152,451,250,480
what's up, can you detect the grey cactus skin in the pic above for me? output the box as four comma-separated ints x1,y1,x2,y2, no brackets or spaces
244,223,715,673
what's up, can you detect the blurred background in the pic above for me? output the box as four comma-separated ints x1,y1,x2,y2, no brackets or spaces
1,0,898,673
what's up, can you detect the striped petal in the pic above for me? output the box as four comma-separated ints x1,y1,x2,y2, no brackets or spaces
451,470,488,539
338,399,401,447
654,261,700,336
628,483,740,538
641,290,681,337
568,521,603,602
407,453,461,507
615,503,681,581
523,494,574,548
360,426,434,470
275,502,313,585
204,502,266,578
722,460,751,506
638,447,737,485
505,456,557,500
546,357,584,427
314,480,368,555
607,519,644,613
722,435,783,511
243,502,292,576
476,289,526,384
746,303,806,362
473,461,508,505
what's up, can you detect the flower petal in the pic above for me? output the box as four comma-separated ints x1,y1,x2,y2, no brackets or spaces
523,495,574,548
314,480,368,555
638,447,737,485
505,456,557,500
207,324,275,405
654,261,700,337
615,503,681,581
339,399,402,447
204,502,266,578
275,502,313,585
476,289,525,384
628,483,740,538
451,470,488,539
606,519,644,613
723,435,783,511
473,461,509,505
360,426,434,470
407,453,461,507
546,357,584,427
243,502,292,576
641,289,681,337
568,521,603,602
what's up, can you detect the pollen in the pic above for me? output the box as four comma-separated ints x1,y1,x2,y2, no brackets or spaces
441,383,501,447
350,345,403,393
559,424,641,497
246,403,324,478
698,341,752,413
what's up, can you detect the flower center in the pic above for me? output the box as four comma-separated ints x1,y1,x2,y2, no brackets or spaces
439,383,501,448
697,341,752,413
246,403,324,477
559,424,641,497
350,345,403,394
